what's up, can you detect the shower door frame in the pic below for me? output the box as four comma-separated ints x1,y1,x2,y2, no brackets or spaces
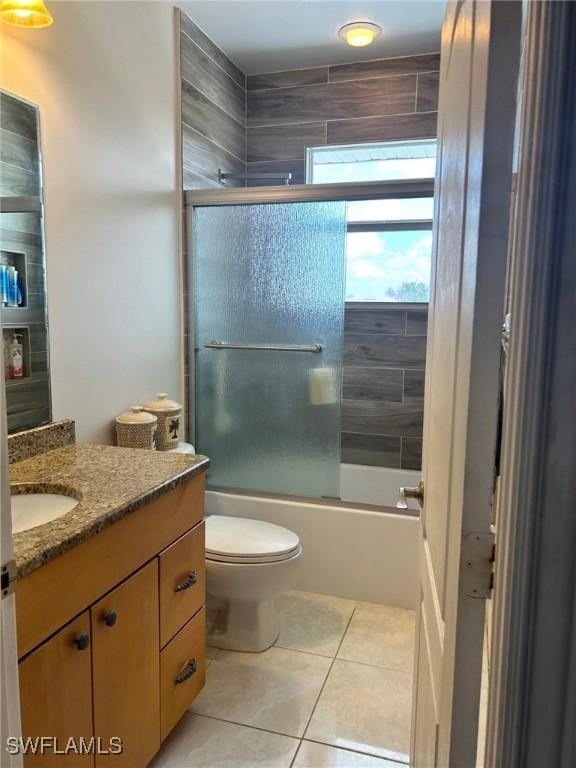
184,178,435,506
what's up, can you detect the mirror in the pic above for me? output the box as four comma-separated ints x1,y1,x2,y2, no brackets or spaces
0,90,51,433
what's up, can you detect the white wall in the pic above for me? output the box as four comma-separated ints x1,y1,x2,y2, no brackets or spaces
0,1,182,443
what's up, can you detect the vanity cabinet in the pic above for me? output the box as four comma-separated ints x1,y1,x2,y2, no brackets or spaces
159,522,205,648
19,612,94,767
91,561,160,767
16,473,206,767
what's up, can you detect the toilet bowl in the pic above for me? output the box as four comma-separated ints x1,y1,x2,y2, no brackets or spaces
205,515,302,652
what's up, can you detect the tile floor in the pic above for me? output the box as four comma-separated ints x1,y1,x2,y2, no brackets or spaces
151,590,415,768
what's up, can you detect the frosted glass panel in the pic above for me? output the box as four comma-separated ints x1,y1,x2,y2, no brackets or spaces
191,202,347,498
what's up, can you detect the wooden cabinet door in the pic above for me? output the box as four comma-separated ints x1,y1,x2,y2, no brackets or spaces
19,611,94,767
91,561,160,767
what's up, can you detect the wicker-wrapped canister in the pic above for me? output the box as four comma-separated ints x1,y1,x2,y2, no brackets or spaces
143,393,182,451
116,406,157,449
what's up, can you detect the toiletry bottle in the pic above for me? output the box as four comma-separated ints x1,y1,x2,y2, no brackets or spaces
9,333,24,379
7,267,16,306
7,266,22,306
3,334,11,380
0,264,9,305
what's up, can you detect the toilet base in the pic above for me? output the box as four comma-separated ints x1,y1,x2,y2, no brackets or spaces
206,595,280,653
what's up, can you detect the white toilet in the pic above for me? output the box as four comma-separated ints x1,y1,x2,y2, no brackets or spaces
205,515,302,652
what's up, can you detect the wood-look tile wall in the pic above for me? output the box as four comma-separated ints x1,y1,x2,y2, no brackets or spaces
246,53,439,184
0,91,51,433
180,12,246,189
342,305,428,470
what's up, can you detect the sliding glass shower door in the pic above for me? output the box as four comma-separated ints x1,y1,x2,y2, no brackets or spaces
190,201,347,498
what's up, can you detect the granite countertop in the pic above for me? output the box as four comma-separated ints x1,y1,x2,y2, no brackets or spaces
10,444,210,579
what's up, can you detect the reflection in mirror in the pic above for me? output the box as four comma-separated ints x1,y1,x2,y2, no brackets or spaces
0,90,51,433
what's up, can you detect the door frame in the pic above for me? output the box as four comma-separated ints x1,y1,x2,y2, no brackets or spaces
0,315,23,767
487,2,576,766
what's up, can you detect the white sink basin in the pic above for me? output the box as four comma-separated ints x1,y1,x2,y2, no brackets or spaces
11,493,80,534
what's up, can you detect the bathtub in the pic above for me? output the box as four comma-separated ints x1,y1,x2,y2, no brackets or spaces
340,463,421,509
205,486,419,609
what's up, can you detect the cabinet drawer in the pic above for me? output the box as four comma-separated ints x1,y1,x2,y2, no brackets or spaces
160,606,206,741
159,522,205,647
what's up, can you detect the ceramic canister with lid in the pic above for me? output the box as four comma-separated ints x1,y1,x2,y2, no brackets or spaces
116,406,157,449
143,393,182,451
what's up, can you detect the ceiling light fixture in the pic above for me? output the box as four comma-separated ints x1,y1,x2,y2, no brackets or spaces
338,21,382,48
0,0,54,28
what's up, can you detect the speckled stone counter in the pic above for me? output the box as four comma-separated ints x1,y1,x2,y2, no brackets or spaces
10,444,210,579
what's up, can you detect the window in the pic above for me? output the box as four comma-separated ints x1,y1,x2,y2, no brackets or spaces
307,139,437,185
346,200,433,302
306,139,436,302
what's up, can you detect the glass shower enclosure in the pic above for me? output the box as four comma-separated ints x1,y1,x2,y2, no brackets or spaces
188,199,347,499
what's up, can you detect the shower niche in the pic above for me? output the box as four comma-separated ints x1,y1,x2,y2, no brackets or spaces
1,249,28,309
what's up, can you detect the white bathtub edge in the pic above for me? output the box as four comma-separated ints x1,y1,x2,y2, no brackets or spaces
205,491,420,610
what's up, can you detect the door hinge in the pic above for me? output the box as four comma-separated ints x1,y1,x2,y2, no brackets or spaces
462,531,495,599
1,560,16,599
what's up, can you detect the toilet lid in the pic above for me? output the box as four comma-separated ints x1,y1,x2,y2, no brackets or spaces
205,516,300,563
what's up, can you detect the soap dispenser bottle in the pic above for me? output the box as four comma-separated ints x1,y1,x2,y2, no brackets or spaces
9,333,24,379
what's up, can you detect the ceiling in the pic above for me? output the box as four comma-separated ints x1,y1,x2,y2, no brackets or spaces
177,1,445,75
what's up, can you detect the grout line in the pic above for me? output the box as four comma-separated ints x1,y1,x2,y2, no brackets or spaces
300,606,358,740
247,108,436,130
247,155,305,164
182,77,246,131
333,653,414,677
273,643,343,660
0,125,38,144
245,52,439,82
0,158,39,178
325,109,437,124
182,122,246,165
205,647,220,667
189,711,300,741
246,71,422,94
181,73,245,127
180,24,246,91
183,168,224,190
289,740,303,768
302,736,410,766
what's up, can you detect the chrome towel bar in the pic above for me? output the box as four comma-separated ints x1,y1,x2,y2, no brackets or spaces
204,341,322,353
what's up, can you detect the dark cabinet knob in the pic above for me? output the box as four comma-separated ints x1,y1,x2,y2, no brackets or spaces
104,611,118,627
74,634,90,651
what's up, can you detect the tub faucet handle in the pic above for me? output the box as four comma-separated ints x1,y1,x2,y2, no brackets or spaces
396,480,424,509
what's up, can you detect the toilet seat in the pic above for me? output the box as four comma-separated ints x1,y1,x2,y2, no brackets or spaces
205,515,301,565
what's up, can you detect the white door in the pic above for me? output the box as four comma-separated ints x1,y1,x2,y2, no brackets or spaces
411,2,521,766
0,322,23,767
